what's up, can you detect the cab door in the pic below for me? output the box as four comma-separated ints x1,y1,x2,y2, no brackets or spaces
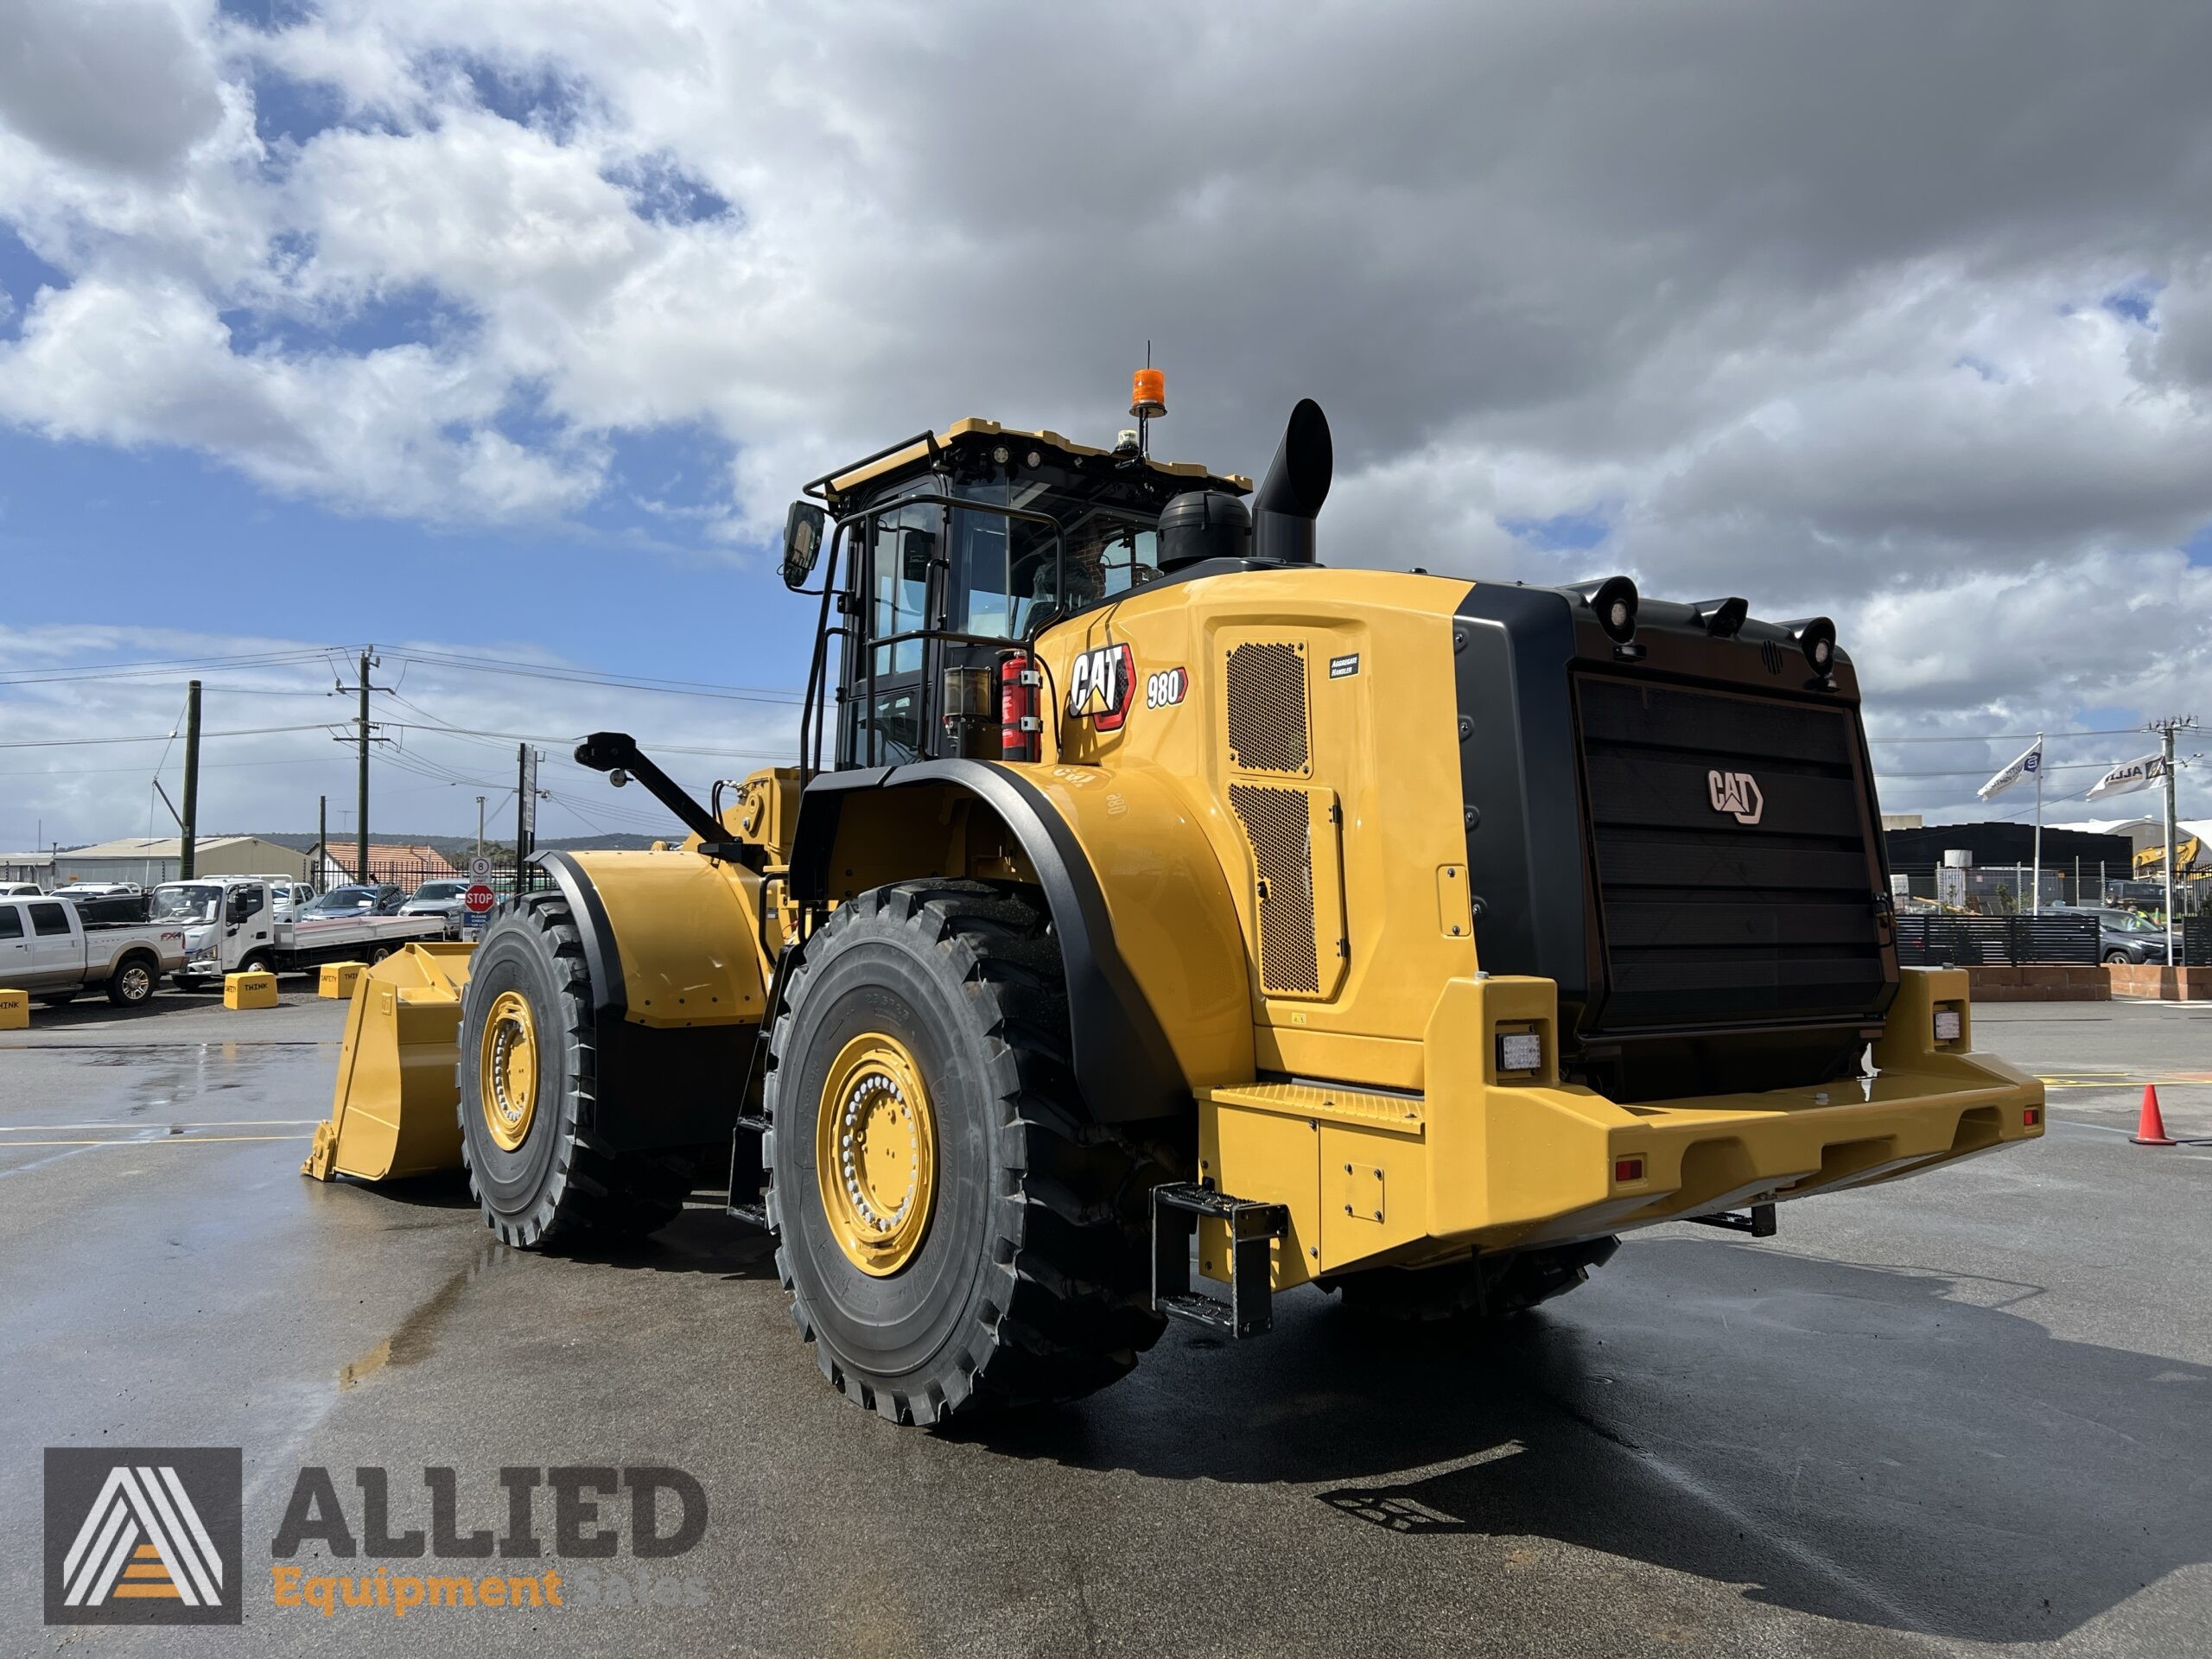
0,905,35,986
23,901,79,987
226,884,274,960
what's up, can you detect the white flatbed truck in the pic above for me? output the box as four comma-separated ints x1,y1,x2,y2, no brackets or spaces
152,878,446,989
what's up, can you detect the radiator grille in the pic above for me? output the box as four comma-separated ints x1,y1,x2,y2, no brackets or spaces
1230,783,1321,995
1225,643,1310,774
1577,676,1887,1030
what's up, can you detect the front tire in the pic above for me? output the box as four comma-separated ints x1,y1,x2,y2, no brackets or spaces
765,880,1170,1426
456,893,694,1248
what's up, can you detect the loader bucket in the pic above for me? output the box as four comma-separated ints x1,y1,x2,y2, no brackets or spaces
303,942,476,1184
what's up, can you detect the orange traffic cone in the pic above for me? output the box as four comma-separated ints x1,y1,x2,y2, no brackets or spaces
2132,1084,2176,1147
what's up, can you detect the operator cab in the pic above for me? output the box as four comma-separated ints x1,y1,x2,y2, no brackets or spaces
782,415,1249,771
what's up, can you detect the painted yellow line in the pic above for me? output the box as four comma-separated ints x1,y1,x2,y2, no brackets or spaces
0,1120,324,1132
0,1135,312,1147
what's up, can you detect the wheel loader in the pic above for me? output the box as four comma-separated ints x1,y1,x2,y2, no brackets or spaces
308,378,2044,1427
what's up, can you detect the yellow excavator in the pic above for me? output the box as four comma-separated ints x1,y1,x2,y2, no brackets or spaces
308,378,2044,1426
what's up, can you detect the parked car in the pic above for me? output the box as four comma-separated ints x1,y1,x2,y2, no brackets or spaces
399,880,471,938
2060,906,2171,964
0,881,43,898
299,884,405,918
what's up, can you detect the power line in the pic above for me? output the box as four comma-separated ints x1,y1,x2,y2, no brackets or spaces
384,648,804,706
0,722,340,749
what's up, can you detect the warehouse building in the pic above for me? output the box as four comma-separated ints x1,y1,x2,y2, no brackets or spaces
47,835,315,888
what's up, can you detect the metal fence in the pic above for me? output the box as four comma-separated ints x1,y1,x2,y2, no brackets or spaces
1894,913,2101,967
1890,861,2207,916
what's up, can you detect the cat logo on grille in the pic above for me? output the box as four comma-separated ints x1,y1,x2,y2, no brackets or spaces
1707,769,1764,826
44,1448,242,1625
1067,644,1136,731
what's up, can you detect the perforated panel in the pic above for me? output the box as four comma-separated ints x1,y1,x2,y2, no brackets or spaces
1230,783,1321,995
1226,642,1310,774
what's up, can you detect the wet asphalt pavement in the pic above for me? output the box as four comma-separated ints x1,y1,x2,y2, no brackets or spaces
1,989,2208,1658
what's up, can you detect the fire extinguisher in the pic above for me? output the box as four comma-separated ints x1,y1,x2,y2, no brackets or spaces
1000,650,1043,762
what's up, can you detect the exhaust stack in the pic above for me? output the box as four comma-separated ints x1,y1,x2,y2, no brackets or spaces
1250,398,1332,565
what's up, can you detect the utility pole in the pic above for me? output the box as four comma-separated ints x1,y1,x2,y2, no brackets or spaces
318,795,327,890
179,679,202,879
357,649,372,885
333,649,387,884
514,745,539,880
475,796,486,862
2149,715,2197,971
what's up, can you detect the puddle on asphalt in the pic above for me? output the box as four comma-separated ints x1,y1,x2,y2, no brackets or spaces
339,1264,470,1389
336,1243,526,1390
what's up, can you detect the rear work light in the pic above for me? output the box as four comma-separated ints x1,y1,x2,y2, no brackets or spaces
1497,1031,1543,1074
1934,1007,1963,1044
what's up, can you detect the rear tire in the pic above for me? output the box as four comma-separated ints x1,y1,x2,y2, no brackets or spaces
1330,1238,1618,1324
105,955,156,1007
456,893,694,1248
765,880,1172,1426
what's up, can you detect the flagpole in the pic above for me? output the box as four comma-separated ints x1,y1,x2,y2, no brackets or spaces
2032,731,2043,916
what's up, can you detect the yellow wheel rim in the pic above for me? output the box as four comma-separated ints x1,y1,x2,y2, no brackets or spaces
480,989,539,1153
815,1032,937,1276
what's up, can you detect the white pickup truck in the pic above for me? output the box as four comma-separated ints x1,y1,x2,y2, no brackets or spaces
0,895,188,1008
153,877,448,988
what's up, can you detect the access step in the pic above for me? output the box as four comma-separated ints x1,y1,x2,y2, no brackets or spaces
1150,1182,1289,1339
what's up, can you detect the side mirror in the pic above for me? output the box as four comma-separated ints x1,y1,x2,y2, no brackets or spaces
781,502,828,590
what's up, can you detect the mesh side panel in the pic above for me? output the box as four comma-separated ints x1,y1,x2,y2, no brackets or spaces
1230,784,1320,995
1226,643,1310,773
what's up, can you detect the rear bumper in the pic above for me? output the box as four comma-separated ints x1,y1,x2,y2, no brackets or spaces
1201,968,2042,1287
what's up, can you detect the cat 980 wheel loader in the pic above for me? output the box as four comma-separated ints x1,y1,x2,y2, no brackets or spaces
308,375,2044,1427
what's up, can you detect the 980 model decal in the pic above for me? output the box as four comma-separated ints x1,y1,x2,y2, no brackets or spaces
1067,645,1187,730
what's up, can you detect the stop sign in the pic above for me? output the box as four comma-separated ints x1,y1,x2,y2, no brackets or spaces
465,883,496,914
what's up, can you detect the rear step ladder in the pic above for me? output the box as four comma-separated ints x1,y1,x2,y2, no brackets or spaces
1150,1183,1288,1339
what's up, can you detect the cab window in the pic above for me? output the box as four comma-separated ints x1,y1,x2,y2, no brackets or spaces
29,901,69,937
0,907,21,939
869,506,937,677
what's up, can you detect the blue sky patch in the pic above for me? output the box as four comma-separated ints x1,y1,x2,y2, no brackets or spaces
1500,506,1611,552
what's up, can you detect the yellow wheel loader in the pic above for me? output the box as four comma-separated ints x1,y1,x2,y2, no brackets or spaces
310,382,2044,1427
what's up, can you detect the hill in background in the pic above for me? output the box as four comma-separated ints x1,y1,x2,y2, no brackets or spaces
245,830,660,858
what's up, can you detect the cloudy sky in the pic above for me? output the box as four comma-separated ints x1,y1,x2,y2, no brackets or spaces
3,0,2208,850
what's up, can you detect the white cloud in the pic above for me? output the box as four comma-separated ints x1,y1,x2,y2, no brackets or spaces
0,1,2207,824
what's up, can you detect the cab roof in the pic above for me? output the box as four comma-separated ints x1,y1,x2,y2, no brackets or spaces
807,418,1254,508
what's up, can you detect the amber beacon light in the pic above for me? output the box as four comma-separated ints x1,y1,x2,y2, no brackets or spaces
1130,367,1166,419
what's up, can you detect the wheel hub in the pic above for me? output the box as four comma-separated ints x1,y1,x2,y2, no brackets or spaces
816,1033,937,1276
480,989,539,1152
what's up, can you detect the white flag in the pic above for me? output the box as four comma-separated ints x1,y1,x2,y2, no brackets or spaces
1977,736,2043,800
2085,752,2164,802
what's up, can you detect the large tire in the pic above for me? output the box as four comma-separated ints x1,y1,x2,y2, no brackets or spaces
1329,1237,1619,1324
456,893,695,1248
105,953,157,1007
765,880,1170,1427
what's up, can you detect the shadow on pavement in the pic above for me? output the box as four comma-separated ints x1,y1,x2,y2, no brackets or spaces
964,1236,2210,1643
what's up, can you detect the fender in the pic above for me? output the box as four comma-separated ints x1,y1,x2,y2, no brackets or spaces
790,760,1249,1123
532,850,759,1152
